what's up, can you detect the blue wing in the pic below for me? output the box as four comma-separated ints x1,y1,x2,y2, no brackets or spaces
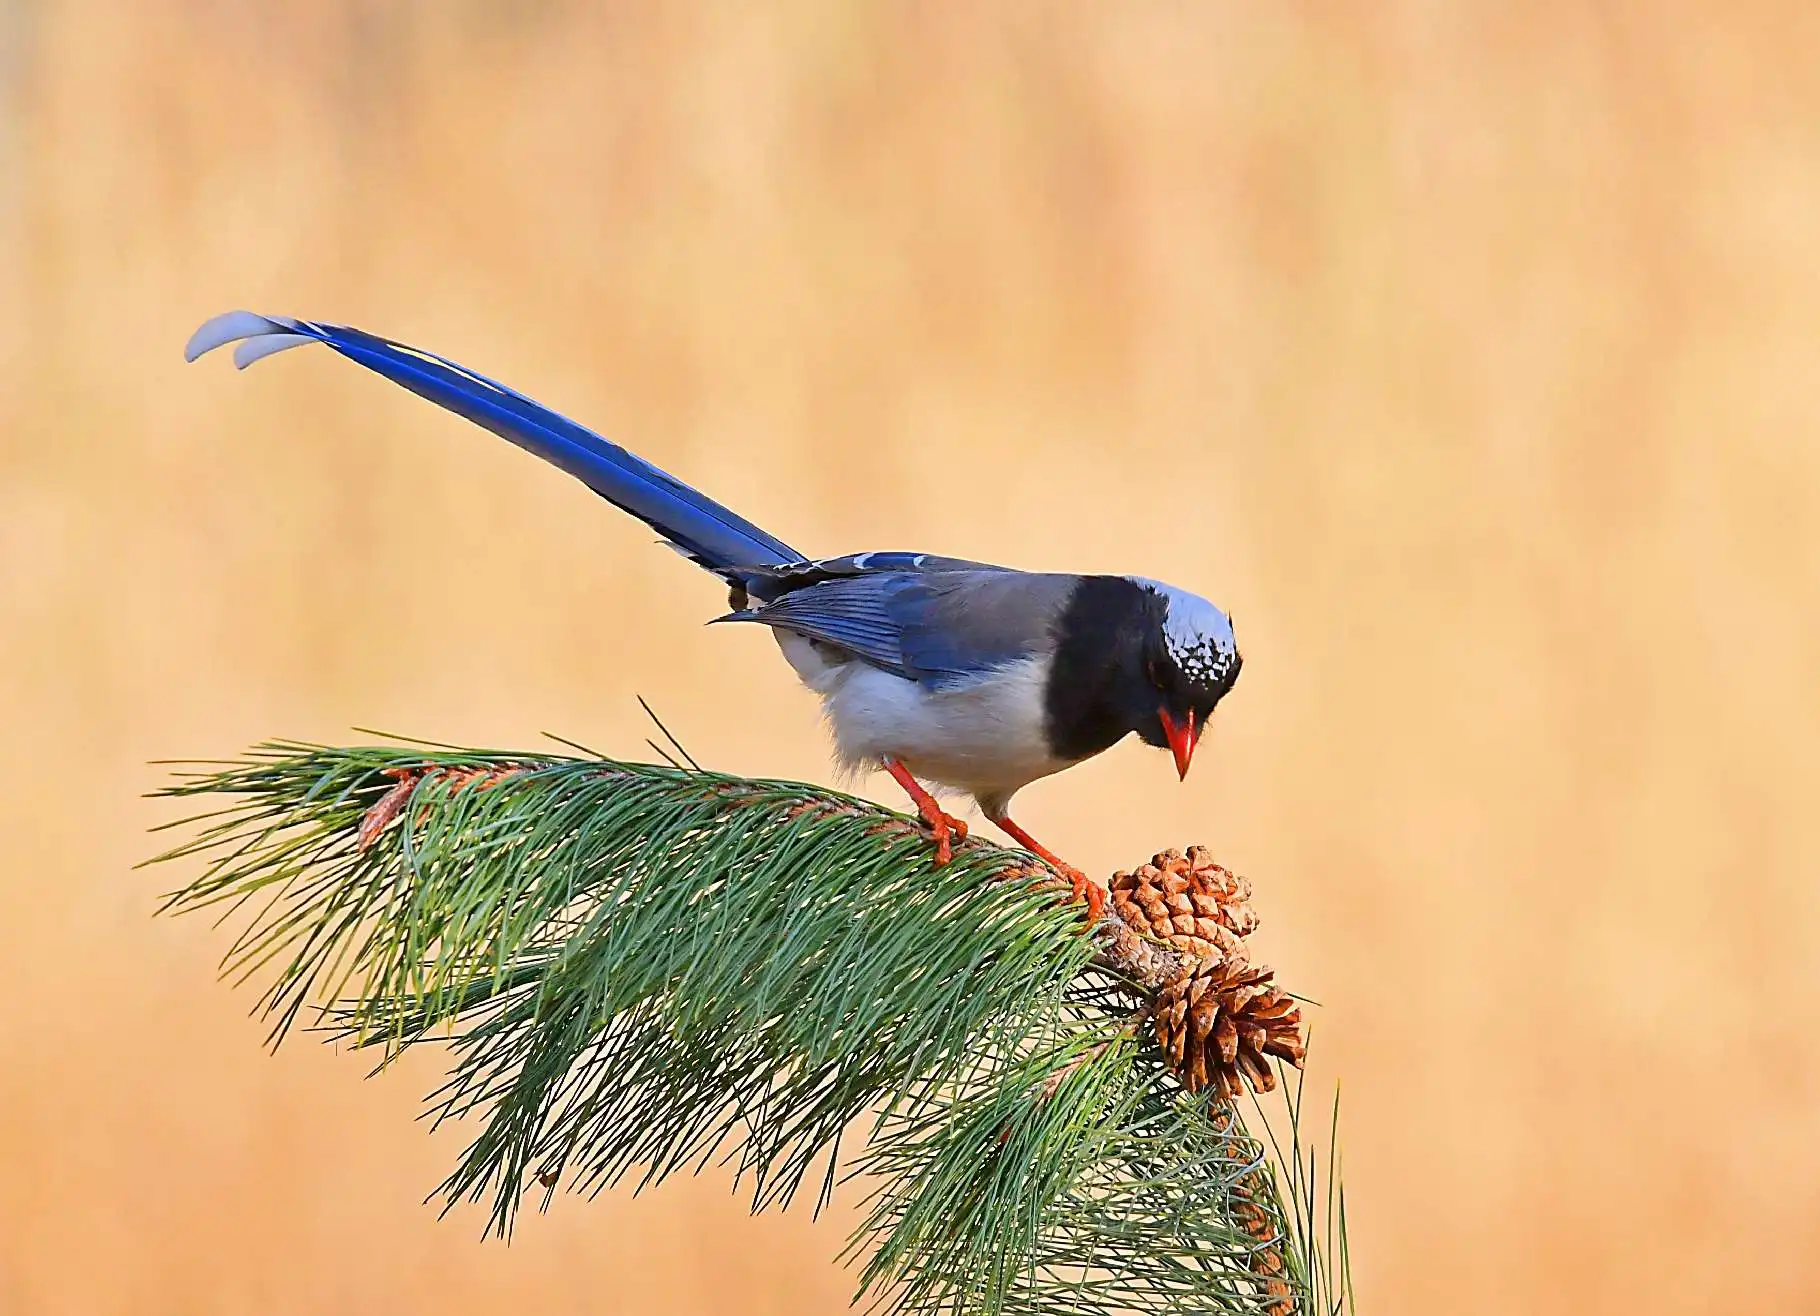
717,569,1076,688
185,311,803,574
728,575,921,679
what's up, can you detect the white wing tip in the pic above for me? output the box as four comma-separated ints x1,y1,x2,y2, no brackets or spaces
184,309,306,365
233,333,314,368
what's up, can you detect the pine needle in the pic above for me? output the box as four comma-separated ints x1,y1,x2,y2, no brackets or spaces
148,739,1352,1316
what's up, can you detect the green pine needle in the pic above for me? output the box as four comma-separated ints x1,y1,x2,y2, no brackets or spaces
147,740,1353,1316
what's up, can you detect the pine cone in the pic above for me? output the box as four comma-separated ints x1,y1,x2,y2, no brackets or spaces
1233,1195,1295,1316
1153,957,1305,1097
1109,846,1259,963
1214,1105,1296,1316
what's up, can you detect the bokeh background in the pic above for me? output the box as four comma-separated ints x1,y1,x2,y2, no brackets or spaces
4,2,1819,1312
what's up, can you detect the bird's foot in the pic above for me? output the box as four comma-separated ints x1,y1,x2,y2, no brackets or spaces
995,815,1108,924
909,798,970,865
882,758,968,865
925,809,969,865
1061,864,1108,923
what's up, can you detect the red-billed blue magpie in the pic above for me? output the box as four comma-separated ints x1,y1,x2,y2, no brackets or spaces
186,312,1244,917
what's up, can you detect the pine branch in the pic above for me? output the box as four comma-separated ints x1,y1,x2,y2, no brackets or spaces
146,741,1352,1316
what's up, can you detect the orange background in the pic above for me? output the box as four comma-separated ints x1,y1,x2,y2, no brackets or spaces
5,4,1819,1313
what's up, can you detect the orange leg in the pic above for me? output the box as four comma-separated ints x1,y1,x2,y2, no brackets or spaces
996,816,1107,923
882,758,969,864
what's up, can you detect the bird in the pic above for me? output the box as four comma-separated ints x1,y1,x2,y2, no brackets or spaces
184,311,1244,919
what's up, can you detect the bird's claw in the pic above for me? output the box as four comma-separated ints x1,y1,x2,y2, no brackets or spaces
994,815,1106,925
920,807,969,864
1059,864,1108,924
881,757,969,865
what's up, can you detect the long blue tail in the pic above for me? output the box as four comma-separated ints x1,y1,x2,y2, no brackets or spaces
185,311,805,575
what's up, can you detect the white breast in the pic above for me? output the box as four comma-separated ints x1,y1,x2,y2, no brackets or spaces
771,632,1072,816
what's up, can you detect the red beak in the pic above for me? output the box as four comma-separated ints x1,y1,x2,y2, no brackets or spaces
1157,707,1200,781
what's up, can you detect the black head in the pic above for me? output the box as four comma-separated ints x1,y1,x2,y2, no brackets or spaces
1044,576,1243,776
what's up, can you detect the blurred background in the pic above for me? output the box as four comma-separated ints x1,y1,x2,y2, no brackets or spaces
4,2,1819,1312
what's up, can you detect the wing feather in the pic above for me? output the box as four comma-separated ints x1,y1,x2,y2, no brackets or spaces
717,570,1074,689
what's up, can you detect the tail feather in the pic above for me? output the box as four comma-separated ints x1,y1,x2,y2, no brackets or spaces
185,310,804,574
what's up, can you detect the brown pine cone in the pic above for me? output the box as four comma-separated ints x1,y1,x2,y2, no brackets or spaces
1153,956,1305,1097
1215,1106,1296,1316
1233,1196,1295,1315
1109,846,1260,963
